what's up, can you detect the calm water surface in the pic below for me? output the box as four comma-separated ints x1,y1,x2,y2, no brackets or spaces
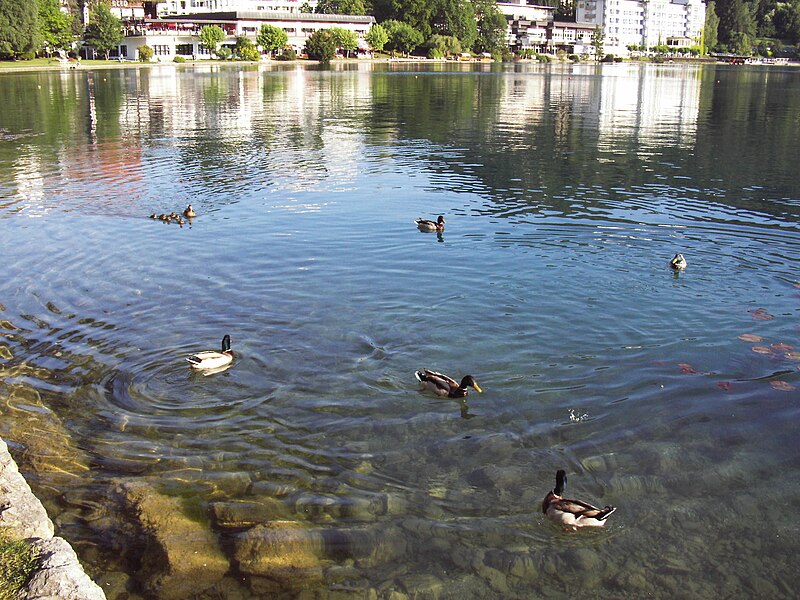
1,61,799,599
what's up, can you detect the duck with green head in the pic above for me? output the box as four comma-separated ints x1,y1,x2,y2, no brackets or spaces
416,216,445,232
542,469,616,528
415,368,482,398
670,253,687,270
187,335,234,370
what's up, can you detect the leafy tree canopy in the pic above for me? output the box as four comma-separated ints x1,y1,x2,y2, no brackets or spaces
366,24,389,51
84,4,122,60
305,29,337,63
316,0,368,14
329,27,359,55
199,25,226,53
0,0,39,59
257,23,289,55
38,0,76,53
382,19,424,56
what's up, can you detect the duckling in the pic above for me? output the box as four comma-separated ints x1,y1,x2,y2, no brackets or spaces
670,253,687,270
183,204,196,218
187,335,234,370
158,214,169,221
416,216,445,232
149,213,157,219
414,369,482,398
542,470,616,528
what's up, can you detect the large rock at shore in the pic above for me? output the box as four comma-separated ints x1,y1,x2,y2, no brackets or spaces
0,437,54,539
116,481,229,600
24,536,106,600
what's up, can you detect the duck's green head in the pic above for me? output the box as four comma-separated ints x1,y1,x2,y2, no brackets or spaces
460,375,482,393
555,469,567,495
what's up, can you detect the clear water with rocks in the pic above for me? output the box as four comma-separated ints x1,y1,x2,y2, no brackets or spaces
1,61,799,599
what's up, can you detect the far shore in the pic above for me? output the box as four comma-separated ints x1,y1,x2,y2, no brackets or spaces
1,55,797,74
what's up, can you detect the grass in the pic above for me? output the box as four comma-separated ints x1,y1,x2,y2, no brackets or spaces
0,531,39,600
0,58,146,70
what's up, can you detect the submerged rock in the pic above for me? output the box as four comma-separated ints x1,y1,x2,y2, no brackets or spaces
233,521,325,589
25,537,107,600
210,498,290,528
116,481,228,600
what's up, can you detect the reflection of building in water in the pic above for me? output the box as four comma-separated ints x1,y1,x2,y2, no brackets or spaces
577,0,705,56
595,65,701,152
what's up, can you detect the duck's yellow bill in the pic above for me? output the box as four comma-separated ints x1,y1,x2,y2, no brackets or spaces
473,384,483,393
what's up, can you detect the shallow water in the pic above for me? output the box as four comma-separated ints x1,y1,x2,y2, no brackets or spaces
1,61,799,599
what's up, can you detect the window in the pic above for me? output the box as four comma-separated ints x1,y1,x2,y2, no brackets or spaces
176,43,193,55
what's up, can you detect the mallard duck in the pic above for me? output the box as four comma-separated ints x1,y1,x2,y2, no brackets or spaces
416,216,445,232
670,253,687,270
183,204,196,218
414,369,482,398
187,335,234,370
542,470,616,528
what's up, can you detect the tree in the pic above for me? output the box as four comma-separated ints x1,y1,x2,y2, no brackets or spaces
305,29,337,63
0,0,39,59
199,25,226,56
234,36,260,60
426,34,461,57
383,19,424,56
704,1,720,53
773,2,800,44
84,4,122,60
138,44,153,62
716,0,756,50
366,24,388,51
299,2,314,12
591,25,604,60
330,27,359,57
257,23,288,56
474,0,508,55
316,0,367,14
38,0,76,55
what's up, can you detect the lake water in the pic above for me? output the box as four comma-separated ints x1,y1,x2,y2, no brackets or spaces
1,61,799,599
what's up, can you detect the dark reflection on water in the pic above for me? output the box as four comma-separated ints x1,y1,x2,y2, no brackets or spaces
1,62,800,599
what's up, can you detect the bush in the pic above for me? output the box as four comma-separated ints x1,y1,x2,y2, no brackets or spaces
138,45,154,62
568,54,580,62
173,55,186,63
215,47,232,60
536,53,551,63
238,45,260,61
601,53,616,63
428,48,443,59
275,47,296,61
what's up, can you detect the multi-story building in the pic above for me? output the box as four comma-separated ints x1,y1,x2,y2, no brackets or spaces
156,0,317,15
576,0,705,55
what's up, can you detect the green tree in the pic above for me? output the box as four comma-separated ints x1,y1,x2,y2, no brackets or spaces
436,0,477,50
84,4,122,60
716,0,756,50
704,1,720,52
0,0,39,59
474,0,508,55
299,2,314,12
138,44,153,62
383,19,424,56
591,25,604,60
773,2,800,44
316,0,367,14
426,34,461,57
199,25,226,55
366,24,388,51
305,29,337,63
329,27,359,56
38,0,75,55
257,23,288,56
234,36,259,60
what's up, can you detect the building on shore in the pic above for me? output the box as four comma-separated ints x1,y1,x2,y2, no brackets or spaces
496,1,597,55
100,10,375,60
576,0,706,56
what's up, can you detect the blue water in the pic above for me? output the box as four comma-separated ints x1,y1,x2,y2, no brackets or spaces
1,61,799,599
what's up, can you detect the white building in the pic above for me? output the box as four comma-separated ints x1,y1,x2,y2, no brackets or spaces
156,0,317,16
116,11,374,60
576,0,705,56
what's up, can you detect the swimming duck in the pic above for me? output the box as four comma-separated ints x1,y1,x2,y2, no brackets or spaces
183,204,196,218
542,470,616,528
416,216,445,232
670,253,687,270
187,335,234,370
414,369,482,398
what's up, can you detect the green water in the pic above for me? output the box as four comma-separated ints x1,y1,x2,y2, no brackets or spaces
1,61,799,599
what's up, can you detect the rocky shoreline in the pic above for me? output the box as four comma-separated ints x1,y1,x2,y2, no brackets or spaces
0,437,106,600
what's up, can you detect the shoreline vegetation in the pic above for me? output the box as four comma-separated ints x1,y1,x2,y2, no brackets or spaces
0,55,795,73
